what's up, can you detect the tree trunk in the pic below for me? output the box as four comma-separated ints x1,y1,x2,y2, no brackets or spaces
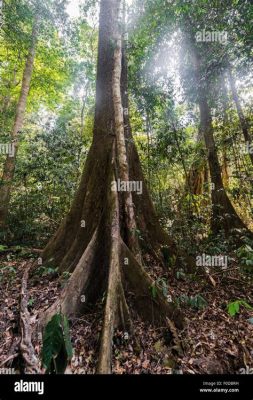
220,76,230,187
38,0,184,374
189,39,252,237
0,17,38,228
186,130,206,196
0,64,19,122
227,66,253,165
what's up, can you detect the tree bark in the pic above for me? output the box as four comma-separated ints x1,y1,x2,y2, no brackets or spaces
188,36,252,237
220,75,230,187
227,66,253,165
186,130,207,196
0,16,38,228
38,0,184,374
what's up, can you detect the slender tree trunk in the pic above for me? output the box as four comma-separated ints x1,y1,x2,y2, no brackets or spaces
0,17,38,228
145,111,151,188
227,66,253,165
80,82,89,136
187,130,206,195
220,76,230,187
0,66,18,116
189,37,251,237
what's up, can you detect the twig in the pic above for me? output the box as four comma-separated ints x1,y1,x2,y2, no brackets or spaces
0,353,18,367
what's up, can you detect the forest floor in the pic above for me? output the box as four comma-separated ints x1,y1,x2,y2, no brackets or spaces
0,248,252,374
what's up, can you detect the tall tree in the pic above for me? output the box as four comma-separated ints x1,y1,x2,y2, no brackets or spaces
0,0,70,229
0,15,39,228
38,0,183,374
227,66,253,166
220,75,230,187
186,131,207,196
185,30,251,237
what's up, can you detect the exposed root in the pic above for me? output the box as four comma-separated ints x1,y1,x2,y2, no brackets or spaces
166,318,184,355
38,164,184,373
97,168,133,373
39,228,99,330
120,240,184,329
97,184,121,373
118,279,133,333
0,353,19,368
20,262,40,373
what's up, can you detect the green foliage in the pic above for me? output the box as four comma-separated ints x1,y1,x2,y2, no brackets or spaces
28,297,35,307
150,277,169,299
175,268,198,282
41,313,73,374
176,294,208,310
227,300,253,317
176,269,186,280
161,247,176,268
0,0,96,247
156,277,168,297
36,265,57,277
150,282,158,299
61,271,71,280
236,245,253,274
0,265,17,282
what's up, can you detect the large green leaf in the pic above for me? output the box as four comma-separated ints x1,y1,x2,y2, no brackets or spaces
228,301,240,317
227,300,253,317
41,313,73,374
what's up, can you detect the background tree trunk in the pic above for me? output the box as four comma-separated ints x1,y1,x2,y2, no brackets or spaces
227,66,253,165
220,76,230,187
186,130,207,196
189,36,251,237
0,17,38,228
